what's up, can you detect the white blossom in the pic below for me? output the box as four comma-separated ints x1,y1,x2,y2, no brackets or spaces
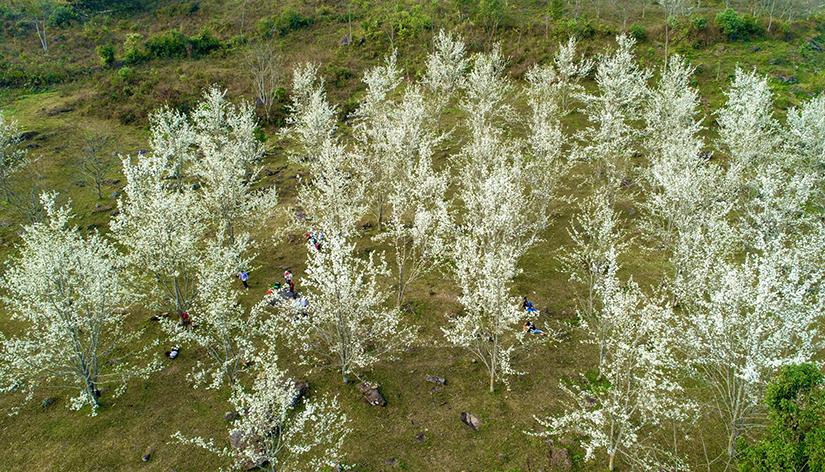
0,193,159,415
535,268,691,471
174,354,349,471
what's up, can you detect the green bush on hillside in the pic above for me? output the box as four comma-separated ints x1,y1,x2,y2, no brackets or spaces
47,5,78,27
737,364,825,472
122,33,146,64
629,23,647,41
96,44,115,67
258,7,313,38
716,8,761,41
188,29,222,57
145,29,189,58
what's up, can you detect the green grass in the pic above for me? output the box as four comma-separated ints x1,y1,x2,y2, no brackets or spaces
0,1,823,470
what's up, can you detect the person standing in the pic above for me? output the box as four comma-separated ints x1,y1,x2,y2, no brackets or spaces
284,269,295,293
239,271,249,289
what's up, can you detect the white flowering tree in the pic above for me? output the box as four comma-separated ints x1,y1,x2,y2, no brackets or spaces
558,188,629,350
786,94,825,177
268,231,415,383
0,110,27,201
641,55,727,249
576,34,650,199
541,37,593,115
281,63,338,163
0,193,159,415
111,150,205,316
372,88,450,307
679,229,825,461
174,354,349,471
160,233,255,389
535,268,691,471
190,87,278,242
421,29,470,111
716,68,779,192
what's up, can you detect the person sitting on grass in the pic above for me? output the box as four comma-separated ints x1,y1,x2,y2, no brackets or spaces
522,296,539,316
523,320,545,336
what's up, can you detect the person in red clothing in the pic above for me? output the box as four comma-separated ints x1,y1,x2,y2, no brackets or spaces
179,311,191,327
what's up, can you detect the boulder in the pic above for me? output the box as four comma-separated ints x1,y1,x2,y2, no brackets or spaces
224,411,239,422
93,203,113,213
425,375,447,386
460,412,482,431
229,430,246,449
357,381,386,406
547,443,572,471
415,432,426,443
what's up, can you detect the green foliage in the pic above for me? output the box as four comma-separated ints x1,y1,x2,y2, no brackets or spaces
561,18,595,39
96,44,115,67
738,364,825,472
156,1,200,17
547,0,564,20
122,33,146,64
47,4,78,27
116,66,133,82
715,8,761,41
140,29,222,60
258,7,313,38
691,15,708,31
478,0,505,28
145,29,188,58
629,23,647,41
390,4,432,39
188,29,222,57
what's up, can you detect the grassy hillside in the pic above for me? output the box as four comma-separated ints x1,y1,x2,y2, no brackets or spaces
0,1,823,471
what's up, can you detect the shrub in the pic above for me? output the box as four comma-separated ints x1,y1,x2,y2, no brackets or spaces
691,15,708,31
258,7,313,38
715,8,761,41
547,0,564,20
391,4,432,40
122,33,146,64
116,66,134,82
737,364,825,472
562,18,595,39
48,5,78,27
478,0,505,28
96,44,115,67
188,29,222,57
629,23,647,41
145,29,189,58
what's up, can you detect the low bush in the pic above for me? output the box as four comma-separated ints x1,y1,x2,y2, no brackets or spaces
715,8,761,41
629,23,647,41
145,29,189,58
48,5,78,27
258,7,313,38
188,29,222,57
122,33,146,64
96,44,115,67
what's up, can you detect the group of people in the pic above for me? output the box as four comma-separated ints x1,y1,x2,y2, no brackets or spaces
522,297,545,336
305,229,324,251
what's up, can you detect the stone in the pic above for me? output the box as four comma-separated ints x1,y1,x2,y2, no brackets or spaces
547,444,572,471
425,375,447,386
384,458,398,466
340,35,351,46
415,432,426,443
357,381,386,406
460,412,482,431
224,411,239,421
229,430,245,449
191,182,201,191
142,446,154,462
41,397,56,409
44,105,74,116
93,203,114,213
775,74,798,84
17,130,40,141
110,191,121,199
